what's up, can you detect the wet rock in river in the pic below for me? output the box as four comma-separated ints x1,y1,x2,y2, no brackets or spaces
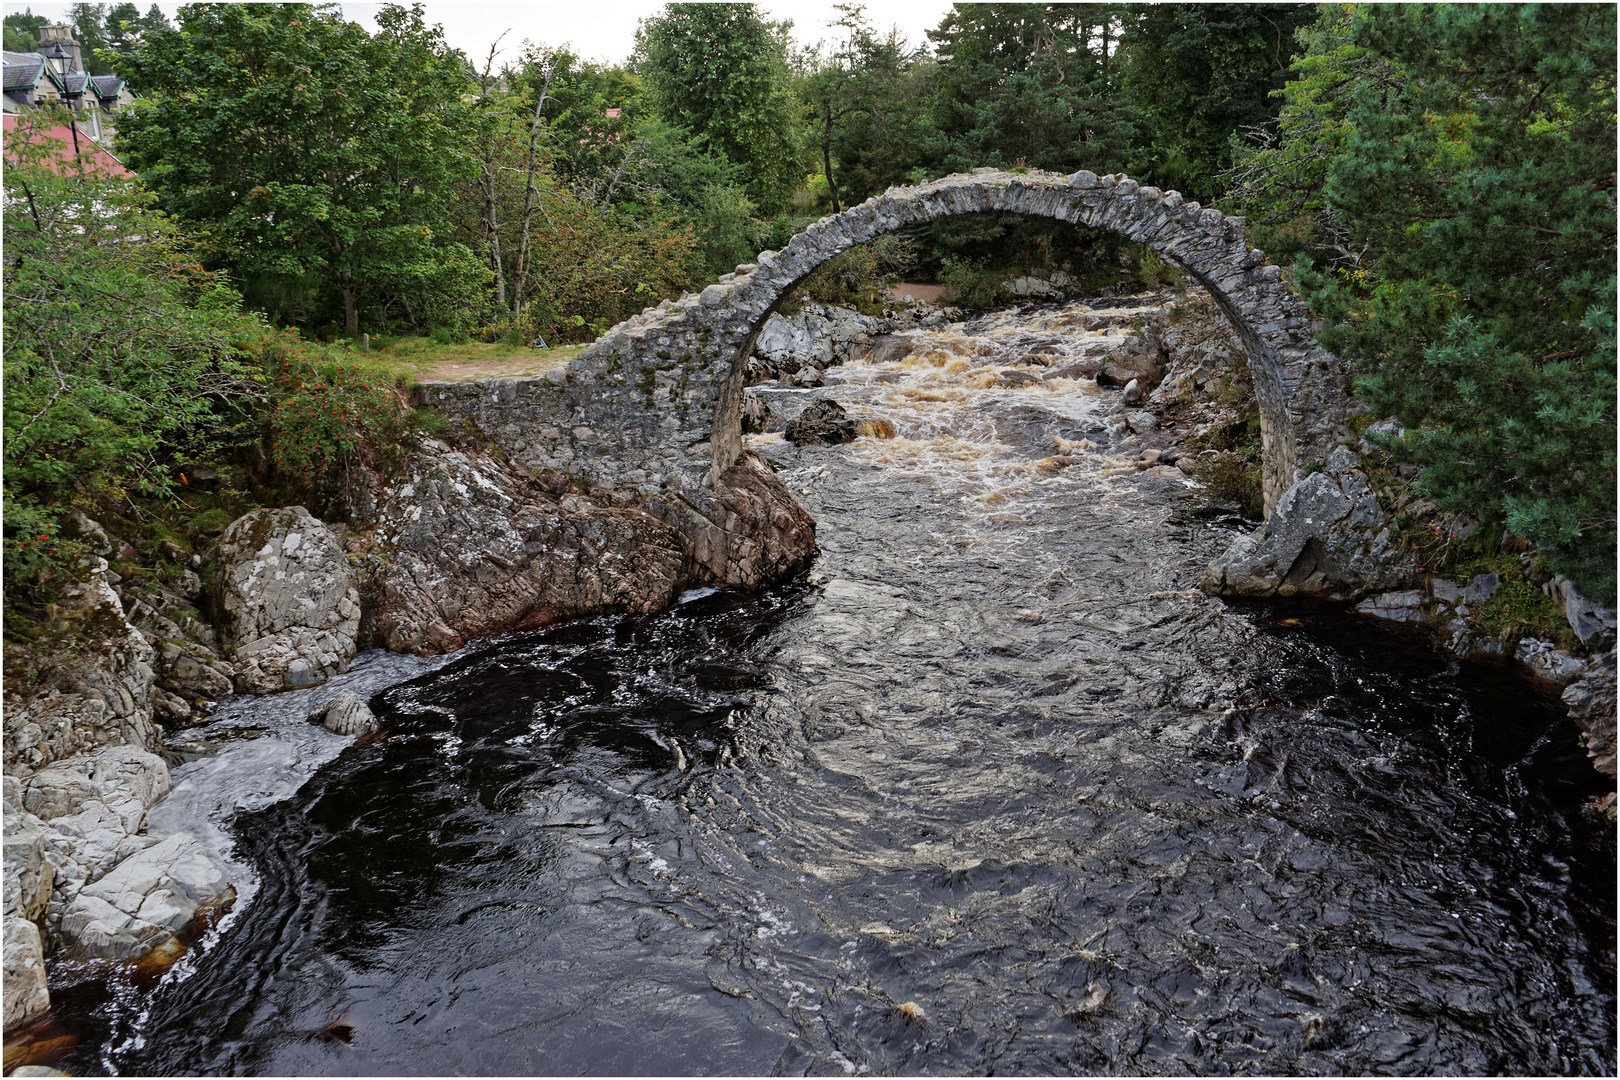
1356,591,1427,623
57,832,234,959
309,694,378,736
785,399,858,446
216,507,361,693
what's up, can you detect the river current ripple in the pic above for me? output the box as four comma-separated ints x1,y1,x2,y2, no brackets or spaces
54,300,1614,1075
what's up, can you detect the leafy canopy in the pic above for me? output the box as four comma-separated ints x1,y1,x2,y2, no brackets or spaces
114,2,487,333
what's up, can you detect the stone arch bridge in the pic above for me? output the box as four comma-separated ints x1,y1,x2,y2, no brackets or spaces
421,168,1353,516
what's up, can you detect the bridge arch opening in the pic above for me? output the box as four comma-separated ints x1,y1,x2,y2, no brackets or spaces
562,169,1351,518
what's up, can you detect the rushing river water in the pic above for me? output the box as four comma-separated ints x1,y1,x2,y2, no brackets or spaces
44,300,1615,1075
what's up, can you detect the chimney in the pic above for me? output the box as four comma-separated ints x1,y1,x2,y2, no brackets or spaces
38,24,83,73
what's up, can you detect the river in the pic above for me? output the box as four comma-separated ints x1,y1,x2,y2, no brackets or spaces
44,299,1615,1075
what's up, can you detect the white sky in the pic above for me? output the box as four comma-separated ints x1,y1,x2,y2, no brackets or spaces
5,1,956,64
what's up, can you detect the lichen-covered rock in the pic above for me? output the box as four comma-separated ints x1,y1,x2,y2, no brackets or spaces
3,562,158,776
3,917,49,1033
216,506,361,692
309,694,378,736
57,832,234,959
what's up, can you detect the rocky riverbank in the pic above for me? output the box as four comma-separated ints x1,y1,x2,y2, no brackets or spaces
4,397,818,1038
1114,294,1618,803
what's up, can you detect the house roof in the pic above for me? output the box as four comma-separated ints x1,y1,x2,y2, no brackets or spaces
1,114,130,176
91,74,124,99
3,56,44,91
57,71,89,95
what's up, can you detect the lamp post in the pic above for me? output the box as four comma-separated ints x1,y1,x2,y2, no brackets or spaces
44,41,72,76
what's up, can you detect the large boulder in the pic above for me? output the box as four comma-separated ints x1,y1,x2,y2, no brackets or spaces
1202,447,1413,600
784,399,858,446
363,444,687,655
358,444,815,656
57,832,234,959
216,507,361,692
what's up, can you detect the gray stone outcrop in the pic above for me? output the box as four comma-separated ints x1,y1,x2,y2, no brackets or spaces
353,442,815,656
3,561,158,776
415,169,1356,517
1200,449,1412,600
216,506,361,692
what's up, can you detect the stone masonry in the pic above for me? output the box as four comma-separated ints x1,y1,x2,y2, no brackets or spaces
416,169,1356,516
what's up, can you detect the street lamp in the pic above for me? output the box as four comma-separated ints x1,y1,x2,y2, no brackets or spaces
45,41,72,75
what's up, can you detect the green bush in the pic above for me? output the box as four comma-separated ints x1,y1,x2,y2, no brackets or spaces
938,255,1006,310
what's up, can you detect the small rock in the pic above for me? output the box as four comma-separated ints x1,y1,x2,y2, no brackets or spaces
1139,449,1162,465
1121,378,1143,406
1463,573,1500,606
1124,411,1157,435
1432,579,1463,604
793,366,824,388
308,694,378,736
1356,591,1427,623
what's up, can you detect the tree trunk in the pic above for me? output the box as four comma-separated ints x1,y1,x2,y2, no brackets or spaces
822,101,842,213
486,167,506,307
343,287,358,335
513,63,555,318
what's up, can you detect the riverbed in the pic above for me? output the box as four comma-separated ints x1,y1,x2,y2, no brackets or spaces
43,299,1615,1075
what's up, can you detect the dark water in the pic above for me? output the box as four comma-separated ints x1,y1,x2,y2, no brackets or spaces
45,302,1616,1075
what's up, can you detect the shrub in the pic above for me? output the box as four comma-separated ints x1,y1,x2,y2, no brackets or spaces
938,255,1007,310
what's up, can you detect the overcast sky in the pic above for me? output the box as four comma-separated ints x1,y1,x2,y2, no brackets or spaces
5,1,956,64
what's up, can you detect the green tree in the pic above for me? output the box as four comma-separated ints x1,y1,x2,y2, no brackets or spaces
3,9,47,52
634,3,803,214
1119,3,1314,202
1284,4,1616,601
797,4,934,208
115,3,486,334
3,111,258,581
926,3,1144,176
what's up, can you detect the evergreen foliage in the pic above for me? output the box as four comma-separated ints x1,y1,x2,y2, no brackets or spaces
1244,4,1616,602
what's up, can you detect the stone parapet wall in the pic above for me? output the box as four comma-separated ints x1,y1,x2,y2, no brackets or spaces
419,169,1357,516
